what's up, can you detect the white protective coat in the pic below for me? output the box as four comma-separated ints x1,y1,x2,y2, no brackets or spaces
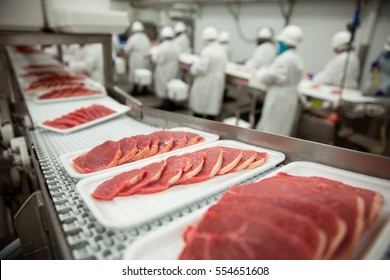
313,50,360,89
246,42,277,69
68,44,104,83
173,33,191,53
220,42,233,61
255,49,304,136
124,32,151,85
189,41,228,116
151,40,180,99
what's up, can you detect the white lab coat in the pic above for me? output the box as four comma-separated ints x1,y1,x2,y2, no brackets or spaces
189,41,228,116
174,33,191,53
151,40,180,99
68,44,104,83
313,50,360,89
255,49,304,136
220,42,233,61
124,32,151,85
246,42,277,69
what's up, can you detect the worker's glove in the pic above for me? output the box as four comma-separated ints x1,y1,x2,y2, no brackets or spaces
187,63,193,69
375,89,384,96
304,72,314,80
240,59,247,65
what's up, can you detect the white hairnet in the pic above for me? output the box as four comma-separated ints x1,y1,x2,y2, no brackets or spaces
202,27,218,41
257,27,273,40
160,26,174,39
219,31,230,43
132,21,144,32
175,22,186,33
332,31,351,50
276,25,303,47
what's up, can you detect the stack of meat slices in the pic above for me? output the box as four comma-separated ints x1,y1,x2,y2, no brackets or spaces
21,70,70,78
90,146,268,200
23,64,63,70
72,131,207,174
38,87,102,100
179,172,384,260
43,104,115,130
24,74,85,92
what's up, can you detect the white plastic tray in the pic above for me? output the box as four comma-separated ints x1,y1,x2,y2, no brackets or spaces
122,161,390,260
37,101,129,134
75,140,285,229
60,127,220,179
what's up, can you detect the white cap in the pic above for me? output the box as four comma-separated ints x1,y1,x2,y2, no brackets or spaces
257,27,273,40
332,31,352,50
160,26,174,39
174,22,186,33
219,31,230,43
202,27,218,41
384,35,390,51
132,21,144,32
276,25,303,47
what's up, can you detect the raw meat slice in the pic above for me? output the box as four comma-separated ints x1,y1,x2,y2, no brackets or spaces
246,152,268,169
144,135,160,158
279,173,384,229
209,202,326,259
91,169,146,200
44,117,79,128
72,141,122,174
184,148,223,184
239,174,365,259
170,131,204,147
129,135,152,162
229,150,257,172
151,131,175,155
23,63,62,69
38,87,100,99
220,192,345,259
136,155,192,194
217,147,243,175
118,137,138,165
118,160,167,196
176,152,206,184
171,132,188,151
25,81,84,92
179,211,315,260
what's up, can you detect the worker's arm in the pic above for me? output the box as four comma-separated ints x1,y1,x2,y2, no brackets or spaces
190,52,210,75
252,56,288,89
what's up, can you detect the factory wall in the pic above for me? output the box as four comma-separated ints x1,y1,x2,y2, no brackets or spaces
132,0,390,91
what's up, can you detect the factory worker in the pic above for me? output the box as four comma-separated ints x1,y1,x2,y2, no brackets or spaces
313,31,360,89
124,21,151,89
246,27,277,69
173,22,191,53
365,35,390,96
151,26,180,109
254,25,304,136
189,27,228,120
67,44,104,83
219,31,233,61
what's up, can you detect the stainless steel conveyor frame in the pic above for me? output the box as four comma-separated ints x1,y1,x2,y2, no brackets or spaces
1,31,390,260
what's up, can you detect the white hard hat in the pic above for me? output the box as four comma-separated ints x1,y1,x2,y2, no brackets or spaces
276,25,303,47
132,21,144,32
384,35,390,51
257,27,273,40
332,31,351,50
219,31,230,42
202,27,218,41
160,26,174,39
175,22,186,33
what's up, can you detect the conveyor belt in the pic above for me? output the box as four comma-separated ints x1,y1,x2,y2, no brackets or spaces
30,114,275,259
